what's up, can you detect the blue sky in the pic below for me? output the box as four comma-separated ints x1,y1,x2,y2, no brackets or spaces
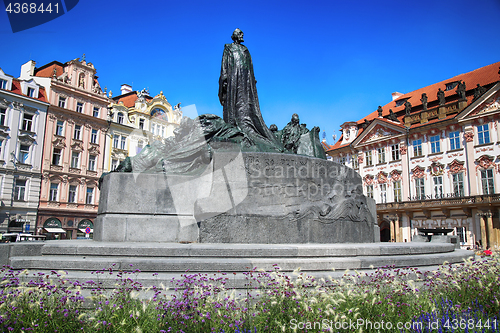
1,0,499,144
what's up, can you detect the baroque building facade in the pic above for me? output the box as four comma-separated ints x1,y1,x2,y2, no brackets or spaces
21,56,110,239
0,67,49,234
105,84,182,172
326,62,500,249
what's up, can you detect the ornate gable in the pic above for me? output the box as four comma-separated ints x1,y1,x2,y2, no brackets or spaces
357,123,403,146
411,165,426,179
429,161,445,176
448,159,466,175
475,155,495,170
363,174,375,185
390,169,402,182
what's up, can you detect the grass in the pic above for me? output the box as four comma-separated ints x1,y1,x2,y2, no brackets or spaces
0,253,499,332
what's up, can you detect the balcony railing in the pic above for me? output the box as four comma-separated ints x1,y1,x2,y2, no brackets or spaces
377,193,500,211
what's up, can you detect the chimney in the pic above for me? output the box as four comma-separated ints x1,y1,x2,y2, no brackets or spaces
19,60,36,80
120,84,132,95
392,92,404,101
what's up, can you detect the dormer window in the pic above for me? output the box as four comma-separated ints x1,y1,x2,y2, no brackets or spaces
0,69,13,91
27,87,35,98
395,98,408,107
117,112,124,124
22,113,33,132
446,81,459,91
20,80,39,99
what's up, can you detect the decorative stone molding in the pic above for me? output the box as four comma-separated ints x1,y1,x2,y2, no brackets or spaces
50,165,63,172
464,131,474,142
88,145,100,155
389,169,402,182
411,165,426,179
363,174,375,185
52,137,66,149
357,154,364,164
475,155,495,171
48,202,61,207
400,144,407,155
447,159,466,175
376,171,388,184
18,134,35,145
70,140,84,152
429,161,445,176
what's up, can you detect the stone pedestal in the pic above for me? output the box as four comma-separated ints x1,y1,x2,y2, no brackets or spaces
96,152,377,243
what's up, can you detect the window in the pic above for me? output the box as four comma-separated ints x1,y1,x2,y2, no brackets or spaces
58,96,66,108
93,107,100,118
366,185,373,199
352,154,358,169
394,180,402,202
446,81,458,91
395,98,407,107
151,123,156,135
137,140,144,155
0,79,7,89
68,185,77,203
120,136,126,150
413,139,422,157
0,139,3,158
452,173,464,197
117,112,124,124
477,124,490,145
433,176,443,198
377,147,385,164
49,183,58,201
449,131,460,150
91,129,98,144
0,107,6,126
160,126,165,137
430,135,441,154
73,125,81,140
88,155,96,171
27,87,35,98
391,144,400,161
139,119,145,129
71,152,80,168
111,159,119,171
13,179,26,201
55,120,64,136
365,151,372,166
481,169,495,194
86,187,94,204
76,102,84,113
19,144,29,164
457,226,467,244
113,134,119,148
22,113,33,131
339,156,346,165
415,178,425,200
380,183,387,203
52,148,61,165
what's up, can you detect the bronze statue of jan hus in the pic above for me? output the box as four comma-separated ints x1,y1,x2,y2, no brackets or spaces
218,28,282,151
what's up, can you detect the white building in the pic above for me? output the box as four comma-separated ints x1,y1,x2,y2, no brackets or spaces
0,67,49,233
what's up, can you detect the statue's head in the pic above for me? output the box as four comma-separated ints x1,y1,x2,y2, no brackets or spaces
270,124,278,132
231,29,244,43
291,113,299,124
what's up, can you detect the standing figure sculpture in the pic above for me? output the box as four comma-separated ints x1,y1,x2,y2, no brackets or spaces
219,29,283,151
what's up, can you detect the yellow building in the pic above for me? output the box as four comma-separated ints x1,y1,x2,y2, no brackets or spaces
105,85,182,171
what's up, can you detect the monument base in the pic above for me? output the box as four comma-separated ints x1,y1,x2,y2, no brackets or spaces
96,152,377,243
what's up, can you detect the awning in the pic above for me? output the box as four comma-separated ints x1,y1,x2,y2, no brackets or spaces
43,228,66,233
79,229,93,233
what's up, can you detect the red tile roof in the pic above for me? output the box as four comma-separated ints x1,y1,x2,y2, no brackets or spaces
113,92,152,108
360,61,500,124
34,61,65,78
1,78,48,103
328,61,500,152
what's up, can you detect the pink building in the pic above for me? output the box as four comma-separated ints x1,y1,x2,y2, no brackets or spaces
21,56,110,239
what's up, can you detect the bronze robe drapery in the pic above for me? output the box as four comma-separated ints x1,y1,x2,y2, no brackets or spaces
219,42,283,152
